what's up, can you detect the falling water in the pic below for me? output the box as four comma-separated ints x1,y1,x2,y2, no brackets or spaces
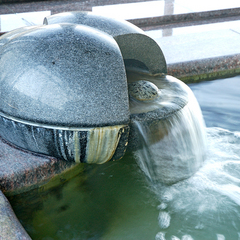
131,78,206,185
153,127,240,240
132,75,240,240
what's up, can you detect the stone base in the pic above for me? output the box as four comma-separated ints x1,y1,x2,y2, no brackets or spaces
0,135,85,240
0,190,31,240
0,136,83,196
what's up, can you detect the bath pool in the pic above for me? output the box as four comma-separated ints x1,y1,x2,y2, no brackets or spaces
9,75,240,240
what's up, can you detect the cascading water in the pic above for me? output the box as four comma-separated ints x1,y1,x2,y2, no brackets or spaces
154,127,240,240
128,72,206,185
133,93,206,185
131,75,240,240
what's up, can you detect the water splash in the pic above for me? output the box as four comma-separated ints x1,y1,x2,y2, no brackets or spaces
154,127,240,240
131,76,240,239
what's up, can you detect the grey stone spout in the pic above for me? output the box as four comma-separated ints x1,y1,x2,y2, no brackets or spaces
44,11,167,75
0,11,189,164
0,23,130,164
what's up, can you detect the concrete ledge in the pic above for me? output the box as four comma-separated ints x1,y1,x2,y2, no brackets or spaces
168,54,240,83
129,8,240,29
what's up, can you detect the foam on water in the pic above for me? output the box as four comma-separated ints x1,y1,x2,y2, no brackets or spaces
153,127,240,239
133,75,240,239
158,211,171,229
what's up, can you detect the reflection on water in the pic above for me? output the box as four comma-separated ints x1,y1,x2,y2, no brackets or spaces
9,154,159,240
8,75,240,240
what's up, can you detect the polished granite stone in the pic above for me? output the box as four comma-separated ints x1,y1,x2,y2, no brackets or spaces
0,135,81,195
0,22,133,164
0,23,129,127
0,189,31,239
0,1,240,238
44,11,167,74
168,54,240,83
0,1,240,84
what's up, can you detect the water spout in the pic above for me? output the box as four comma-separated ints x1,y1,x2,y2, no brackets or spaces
128,72,207,185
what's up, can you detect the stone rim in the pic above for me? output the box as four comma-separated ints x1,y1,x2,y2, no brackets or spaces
0,114,129,164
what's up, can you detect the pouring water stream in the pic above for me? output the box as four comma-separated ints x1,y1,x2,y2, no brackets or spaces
131,75,240,240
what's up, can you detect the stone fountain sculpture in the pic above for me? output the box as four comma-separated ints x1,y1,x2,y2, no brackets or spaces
0,11,207,240
0,12,191,166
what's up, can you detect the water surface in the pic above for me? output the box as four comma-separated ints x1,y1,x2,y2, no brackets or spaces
9,75,240,240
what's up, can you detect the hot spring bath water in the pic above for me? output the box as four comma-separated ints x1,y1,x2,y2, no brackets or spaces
8,75,240,240
152,75,240,240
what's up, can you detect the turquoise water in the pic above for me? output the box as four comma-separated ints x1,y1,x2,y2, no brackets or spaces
9,75,240,240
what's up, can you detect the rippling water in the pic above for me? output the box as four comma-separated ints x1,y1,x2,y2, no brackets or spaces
153,76,240,240
9,75,240,240
155,127,240,240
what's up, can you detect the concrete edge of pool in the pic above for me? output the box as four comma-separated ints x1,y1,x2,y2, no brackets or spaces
168,53,240,83
0,6,240,240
